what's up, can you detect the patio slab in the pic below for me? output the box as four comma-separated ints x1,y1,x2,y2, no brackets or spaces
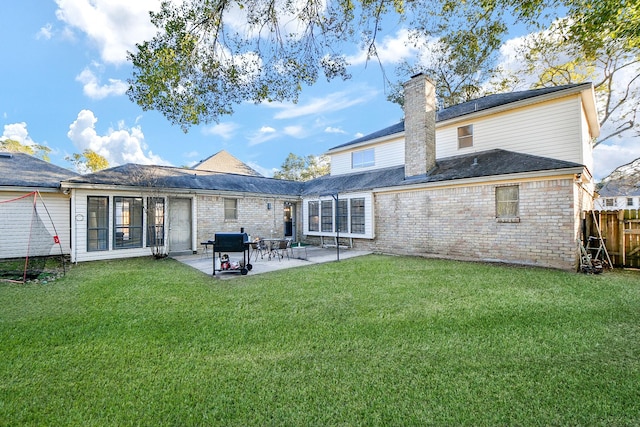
172,245,372,279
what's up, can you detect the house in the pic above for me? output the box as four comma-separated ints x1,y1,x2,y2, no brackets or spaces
58,74,599,270
0,152,78,259
594,157,640,210
61,164,303,262
302,74,599,270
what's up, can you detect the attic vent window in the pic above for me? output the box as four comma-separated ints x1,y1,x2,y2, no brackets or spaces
457,124,473,149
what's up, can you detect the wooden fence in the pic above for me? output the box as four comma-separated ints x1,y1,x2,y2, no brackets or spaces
584,210,640,268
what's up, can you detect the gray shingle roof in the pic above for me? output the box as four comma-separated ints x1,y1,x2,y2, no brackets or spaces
64,164,304,196
329,83,592,151
302,149,583,195
0,152,78,188
63,150,582,197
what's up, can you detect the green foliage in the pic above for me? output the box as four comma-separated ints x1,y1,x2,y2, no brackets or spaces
65,149,109,174
128,0,640,130
0,138,51,161
1,255,639,425
273,152,329,181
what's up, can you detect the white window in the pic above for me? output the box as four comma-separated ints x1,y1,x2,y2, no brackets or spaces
605,198,615,207
458,124,473,149
352,148,374,168
627,198,634,207
305,195,371,237
224,198,237,220
496,185,519,221
308,201,319,232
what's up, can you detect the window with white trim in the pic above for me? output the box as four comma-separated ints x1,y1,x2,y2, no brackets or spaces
458,124,473,149
321,200,333,232
147,197,165,247
352,148,374,168
350,198,365,234
306,196,369,236
114,196,143,249
496,185,519,221
308,201,319,232
87,196,108,251
224,198,238,220
336,199,348,233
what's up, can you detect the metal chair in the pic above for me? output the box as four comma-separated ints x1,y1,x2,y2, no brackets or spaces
251,239,267,261
275,239,290,261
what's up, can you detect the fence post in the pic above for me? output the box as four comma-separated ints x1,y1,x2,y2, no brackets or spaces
619,210,625,266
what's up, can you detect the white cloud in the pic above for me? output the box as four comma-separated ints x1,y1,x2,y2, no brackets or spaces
37,23,54,40
593,139,640,181
54,0,161,64
247,126,278,146
283,126,304,138
75,68,128,99
271,89,377,119
1,122,37,146
324,126,346,134
202,122,240,140
67,109,170,166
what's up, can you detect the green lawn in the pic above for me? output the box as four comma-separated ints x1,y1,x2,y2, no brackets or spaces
1,255,639,426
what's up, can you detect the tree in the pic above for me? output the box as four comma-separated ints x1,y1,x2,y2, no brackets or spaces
273,153,329,181
0,138,51,161
128,0,639,129
65,149,110,174
489,20,640,147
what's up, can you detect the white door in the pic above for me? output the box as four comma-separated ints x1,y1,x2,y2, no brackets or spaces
169,198,192,253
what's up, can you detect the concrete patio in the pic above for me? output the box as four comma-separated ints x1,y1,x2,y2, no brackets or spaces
172,245,372,279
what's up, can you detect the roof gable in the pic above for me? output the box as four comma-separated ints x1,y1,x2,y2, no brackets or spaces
193,150,262,176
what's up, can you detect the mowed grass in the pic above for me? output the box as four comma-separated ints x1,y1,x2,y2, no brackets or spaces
1,255,639,426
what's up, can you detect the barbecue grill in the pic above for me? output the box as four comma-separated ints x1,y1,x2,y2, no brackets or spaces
212,232,252,275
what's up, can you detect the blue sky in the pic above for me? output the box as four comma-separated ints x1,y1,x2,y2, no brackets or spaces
1,0,637,180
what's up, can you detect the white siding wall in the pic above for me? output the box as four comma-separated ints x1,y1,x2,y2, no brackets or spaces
0,191,71,259
71,189,174,263
580,103,595,174
330,138,405,176
436,96,586,164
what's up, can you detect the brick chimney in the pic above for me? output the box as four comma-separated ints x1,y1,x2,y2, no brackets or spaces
403,73,436,178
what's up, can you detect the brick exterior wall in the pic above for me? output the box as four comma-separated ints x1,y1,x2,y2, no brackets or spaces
351,177,591,270
196,195,300,244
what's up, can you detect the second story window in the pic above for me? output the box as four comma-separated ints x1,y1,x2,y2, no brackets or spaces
352,148,374,168
458,124,473,149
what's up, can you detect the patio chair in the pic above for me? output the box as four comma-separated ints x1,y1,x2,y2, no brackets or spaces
250,239,267,261
275,239,290,261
